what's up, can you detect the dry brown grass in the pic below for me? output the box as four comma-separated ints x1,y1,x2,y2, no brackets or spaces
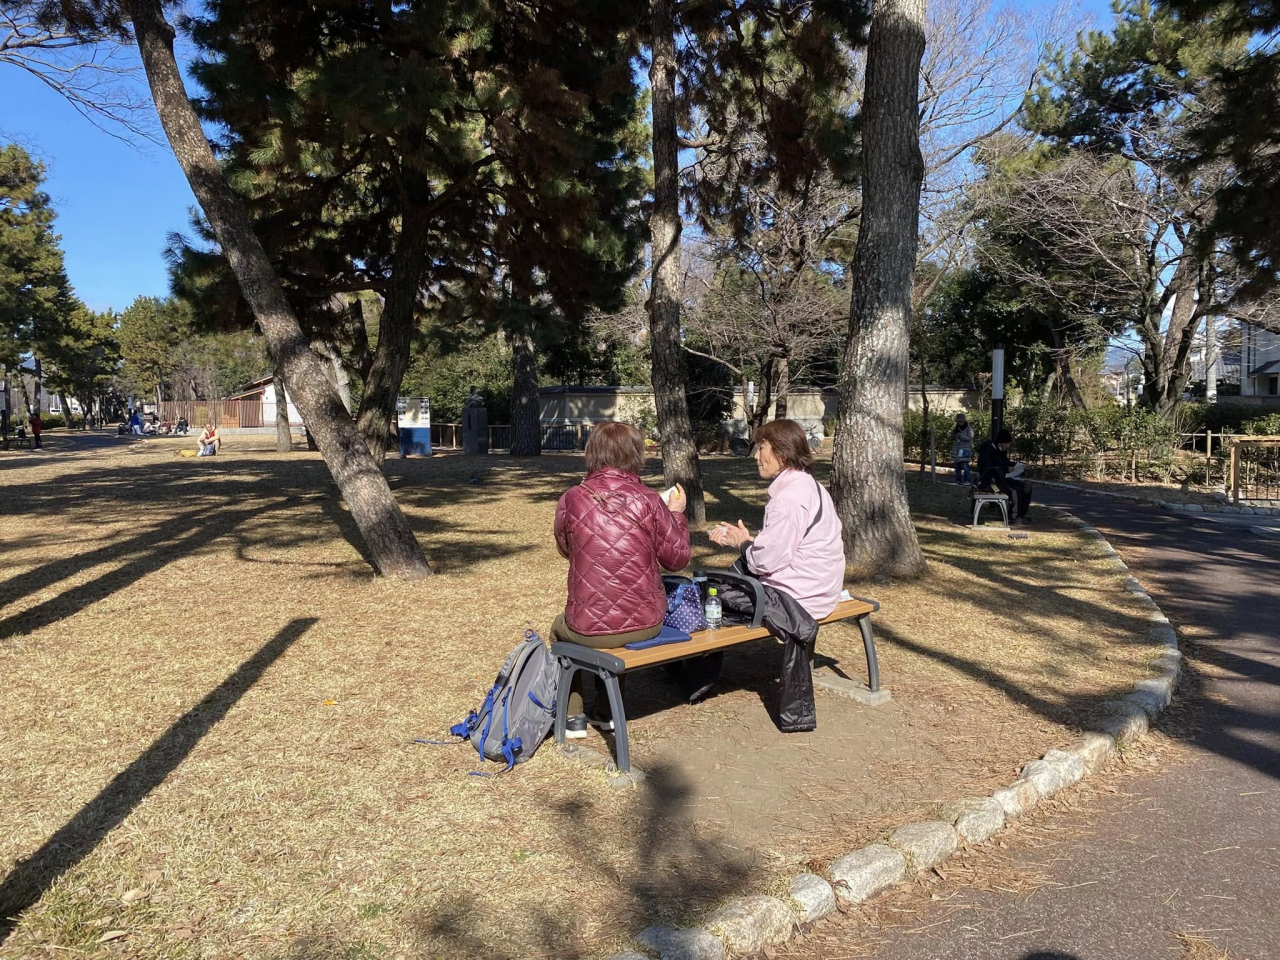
1176,932,1247,960
0,434,1163,959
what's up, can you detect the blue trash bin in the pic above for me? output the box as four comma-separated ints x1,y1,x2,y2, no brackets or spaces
398,426,432,457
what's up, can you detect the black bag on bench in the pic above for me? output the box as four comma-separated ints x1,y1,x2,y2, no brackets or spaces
713,563,819,733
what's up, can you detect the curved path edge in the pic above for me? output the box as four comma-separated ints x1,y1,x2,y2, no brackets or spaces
603,509,1182,960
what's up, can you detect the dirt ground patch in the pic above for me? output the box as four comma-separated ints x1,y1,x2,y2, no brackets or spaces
0,433,1161,959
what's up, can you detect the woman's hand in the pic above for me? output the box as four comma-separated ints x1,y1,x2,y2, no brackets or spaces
709,520,751,549
665,482,687,514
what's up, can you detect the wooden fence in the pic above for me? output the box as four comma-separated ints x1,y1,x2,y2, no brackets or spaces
1229,436,1280,502
157,399,263,428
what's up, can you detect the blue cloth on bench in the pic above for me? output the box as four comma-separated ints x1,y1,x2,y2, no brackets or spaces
624,624,692,650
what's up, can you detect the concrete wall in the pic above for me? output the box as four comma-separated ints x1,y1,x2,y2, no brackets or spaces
538,388,657,425
260,383,305,426
535,384,977,440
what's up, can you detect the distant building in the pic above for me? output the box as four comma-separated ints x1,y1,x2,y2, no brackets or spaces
1190,345,1241,389
1241,323,1280,398
226,375,304,425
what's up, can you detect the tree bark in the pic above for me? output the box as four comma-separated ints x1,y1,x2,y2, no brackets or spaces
774,356,789,420
829,0,927,577
648,0,706,527
57,391,73,427
508,320,542,456
1205,312,1218,402
1140,255,1199,420
272,368,292,452
125,0,430,578
1049,327,1088,410
354,210,430,465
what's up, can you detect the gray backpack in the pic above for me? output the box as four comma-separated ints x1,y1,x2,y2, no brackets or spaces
447,630,559,771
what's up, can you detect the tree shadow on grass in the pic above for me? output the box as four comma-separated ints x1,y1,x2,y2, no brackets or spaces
0,617,317,939
405,763,756,960
0,501,274,639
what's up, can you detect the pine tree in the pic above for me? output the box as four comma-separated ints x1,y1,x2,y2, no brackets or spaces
646,0,862,527
0,143,74,381
124,0,434,578
182,0,647,462
829,0,929,577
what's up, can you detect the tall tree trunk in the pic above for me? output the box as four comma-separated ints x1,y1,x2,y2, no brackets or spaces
1140,256,1199,420
1049,327,1088,410
648,0,706,527
126,0,430,578
355,210,430,465
508,318,542,456
272,368,292,452
57,391,72,427
829,0,927,577
775,356,790,420
1205,312,1218,402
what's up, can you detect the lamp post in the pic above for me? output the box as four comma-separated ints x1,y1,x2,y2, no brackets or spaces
991,343,1006,440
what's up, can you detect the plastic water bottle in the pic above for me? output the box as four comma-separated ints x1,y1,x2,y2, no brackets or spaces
704,587,722,630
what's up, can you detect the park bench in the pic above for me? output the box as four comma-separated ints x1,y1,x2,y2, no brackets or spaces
970,484,1010,528
550,570,880,773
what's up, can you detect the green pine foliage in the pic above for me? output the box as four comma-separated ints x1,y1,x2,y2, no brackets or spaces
174,0,649,393
0,143,74,372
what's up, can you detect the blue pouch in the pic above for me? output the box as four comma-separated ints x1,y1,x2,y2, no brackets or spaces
625,624,693,650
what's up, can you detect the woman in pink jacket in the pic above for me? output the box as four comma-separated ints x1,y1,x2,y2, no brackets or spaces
553,422,690,737
709,418,845,731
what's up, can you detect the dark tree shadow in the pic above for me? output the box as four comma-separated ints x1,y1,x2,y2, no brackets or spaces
0,618,317,936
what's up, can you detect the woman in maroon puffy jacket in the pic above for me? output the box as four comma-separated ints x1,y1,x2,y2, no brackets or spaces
552,421,691,736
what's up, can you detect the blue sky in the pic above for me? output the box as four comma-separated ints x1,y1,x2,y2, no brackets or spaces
0,0,1120,315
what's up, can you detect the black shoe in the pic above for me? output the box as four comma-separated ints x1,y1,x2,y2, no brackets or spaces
587,713,615,732
565,714,588,740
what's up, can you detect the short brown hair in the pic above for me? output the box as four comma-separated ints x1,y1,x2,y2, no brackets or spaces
584,421,646,475
754,419,814,473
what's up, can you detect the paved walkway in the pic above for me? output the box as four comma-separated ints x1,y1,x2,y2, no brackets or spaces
792,490,1280,960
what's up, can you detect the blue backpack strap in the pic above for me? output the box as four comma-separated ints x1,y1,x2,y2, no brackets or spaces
499,686,522,772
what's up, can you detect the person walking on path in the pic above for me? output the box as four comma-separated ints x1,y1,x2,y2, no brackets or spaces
27,412,41,450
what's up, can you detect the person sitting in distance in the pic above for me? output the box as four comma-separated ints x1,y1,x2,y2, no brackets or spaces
977,427,1032,522
197,421,220,457
708,418,845,731
552,421,690,739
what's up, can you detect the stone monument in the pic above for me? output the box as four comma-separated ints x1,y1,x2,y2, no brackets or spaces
462,385,488,455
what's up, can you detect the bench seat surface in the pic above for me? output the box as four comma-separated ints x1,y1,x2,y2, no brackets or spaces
607,597,875,671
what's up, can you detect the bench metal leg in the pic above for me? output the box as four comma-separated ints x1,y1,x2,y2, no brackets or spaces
554,656,631,774
973,497,1010,529
553,657,576,746
857,614,880,693
601,672,630,774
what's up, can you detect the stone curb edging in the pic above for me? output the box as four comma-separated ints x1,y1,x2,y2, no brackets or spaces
1035,478,1280,517
605,509,1181,960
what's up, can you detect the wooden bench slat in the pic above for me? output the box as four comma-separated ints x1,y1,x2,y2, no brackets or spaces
610,597,876,670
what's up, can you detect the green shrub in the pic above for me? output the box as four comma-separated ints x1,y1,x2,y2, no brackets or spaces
1242,412,1280,436
34,413,65,428
1180,401,1278,435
